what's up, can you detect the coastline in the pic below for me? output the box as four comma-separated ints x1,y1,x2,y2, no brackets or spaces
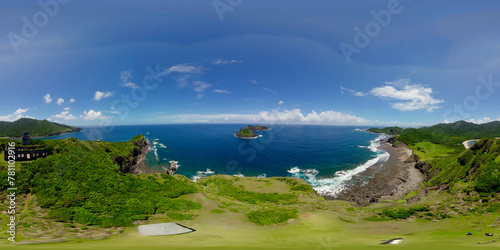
330,140,423,206
130,138,162,175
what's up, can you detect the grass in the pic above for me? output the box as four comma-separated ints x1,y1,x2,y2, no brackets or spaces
411,141,456,162
2,162,499,249
404,190,420,200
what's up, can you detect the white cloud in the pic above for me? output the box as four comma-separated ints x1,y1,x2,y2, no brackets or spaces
43,94,52,104
340,86,368,97
56,98,65,106
121,82,138,89
52,110,77,120
81,110,113,120
249,80,258,85
344,79,443,112
278,100,284,105
211,59,242,65
69,98,76,103
63,107,71,111
157,109,371,125
93,91,114,101
0,108,33,122
164,64,202,75
193,81,211,98
257,109,371,125
214,89,230,94
120,70,138,89
467,117,500,124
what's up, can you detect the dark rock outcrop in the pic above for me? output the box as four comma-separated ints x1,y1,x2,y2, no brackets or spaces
114,136,149,174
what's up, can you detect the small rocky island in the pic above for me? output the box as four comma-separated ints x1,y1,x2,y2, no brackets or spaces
234,125,270,139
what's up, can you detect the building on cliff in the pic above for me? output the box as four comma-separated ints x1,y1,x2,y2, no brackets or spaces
3,130,52,161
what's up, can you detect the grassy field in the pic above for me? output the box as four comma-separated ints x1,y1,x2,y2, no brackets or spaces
1,176,499,249
410,142,456,162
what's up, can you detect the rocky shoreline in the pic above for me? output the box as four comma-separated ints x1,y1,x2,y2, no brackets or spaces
330,140,424,206
115,137,161,175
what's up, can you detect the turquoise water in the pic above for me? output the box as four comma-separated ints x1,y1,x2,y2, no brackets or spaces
467,140,477,147
41,124,388,195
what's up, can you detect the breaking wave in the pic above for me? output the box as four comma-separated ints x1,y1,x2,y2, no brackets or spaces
288,134,390,197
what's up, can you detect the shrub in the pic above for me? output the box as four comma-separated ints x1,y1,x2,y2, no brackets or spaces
46,207,75,223
381,208,413,219
247,208,298,226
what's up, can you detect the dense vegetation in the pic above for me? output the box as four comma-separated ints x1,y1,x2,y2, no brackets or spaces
369,120,500,147
246,125,270,131
367,126,404,135
247,207,298,225
235,128,258,138
0,118,81,137
424,138,500,193
0,135,200,227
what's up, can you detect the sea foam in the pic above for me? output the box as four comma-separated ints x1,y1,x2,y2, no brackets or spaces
288,134,389,197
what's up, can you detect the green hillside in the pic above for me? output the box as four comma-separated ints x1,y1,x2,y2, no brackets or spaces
370,121,500,147
426,138,500,192
0,118,81,137
367,126,404,135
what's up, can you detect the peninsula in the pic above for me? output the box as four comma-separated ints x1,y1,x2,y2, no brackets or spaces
234,125,270,139
0,118,82,137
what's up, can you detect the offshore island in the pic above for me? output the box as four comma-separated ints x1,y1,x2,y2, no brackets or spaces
234,125,271,139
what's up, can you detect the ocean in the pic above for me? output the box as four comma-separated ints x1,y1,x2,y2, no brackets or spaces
41,124,389,195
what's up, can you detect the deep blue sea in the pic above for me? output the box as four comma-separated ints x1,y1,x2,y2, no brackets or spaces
42,124,389,195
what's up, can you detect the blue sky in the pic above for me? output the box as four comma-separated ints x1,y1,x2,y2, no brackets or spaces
1,0,500,126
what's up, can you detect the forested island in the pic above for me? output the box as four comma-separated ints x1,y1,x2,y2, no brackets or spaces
234,125,270,139
0,118,82,137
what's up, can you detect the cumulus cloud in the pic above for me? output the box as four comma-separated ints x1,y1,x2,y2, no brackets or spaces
93,91,114,101
214,89,230,94
52,110,77,120
81,110,112,120
211,59,242,65
69,98,76,103
56,98,65,106
0,108,33,122
257,109,371,125
193,81,211,98
63,107,71,111
43,94,52,104
158,109,371,125
467,117,500,124
278,100,284,105
343,78,443,112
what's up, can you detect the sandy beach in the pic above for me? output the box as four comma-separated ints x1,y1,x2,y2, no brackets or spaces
331,140,423,206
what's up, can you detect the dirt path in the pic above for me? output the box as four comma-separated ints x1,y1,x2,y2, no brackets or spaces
24,193,31,212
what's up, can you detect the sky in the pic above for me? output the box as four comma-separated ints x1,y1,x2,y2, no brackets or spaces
1,0,500,127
